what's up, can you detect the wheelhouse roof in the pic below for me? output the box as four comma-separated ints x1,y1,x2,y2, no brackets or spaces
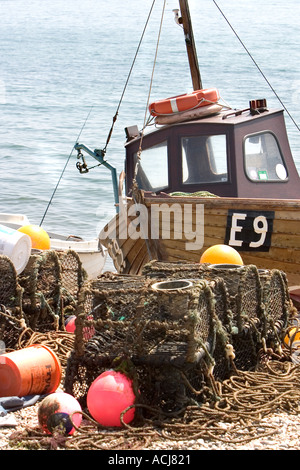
125,108,285,145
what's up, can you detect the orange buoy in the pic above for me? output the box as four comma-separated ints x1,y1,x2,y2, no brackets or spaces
0,344,62,397
149,88,220,116
18,224,50,250
200,244,244,265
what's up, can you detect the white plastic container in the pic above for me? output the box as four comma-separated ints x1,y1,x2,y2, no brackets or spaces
0,224,31,274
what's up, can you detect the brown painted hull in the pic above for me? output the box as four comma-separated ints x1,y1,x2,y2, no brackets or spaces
100,195,300,286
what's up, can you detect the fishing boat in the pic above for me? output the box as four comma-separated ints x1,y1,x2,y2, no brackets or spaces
0,213,107,279
75,1,300,286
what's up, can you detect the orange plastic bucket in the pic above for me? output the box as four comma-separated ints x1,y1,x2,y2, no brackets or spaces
0,344,62,397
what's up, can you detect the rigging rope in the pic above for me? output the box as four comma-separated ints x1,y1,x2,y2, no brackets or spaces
40,1,157,227
103,0,156,154
213,0,300,133
135,0,167,178
40,107,95,226
130,0,167,264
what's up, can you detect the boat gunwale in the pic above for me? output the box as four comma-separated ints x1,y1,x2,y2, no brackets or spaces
141,194,300,209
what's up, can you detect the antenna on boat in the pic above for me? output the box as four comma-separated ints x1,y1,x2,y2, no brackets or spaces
177,0,203,91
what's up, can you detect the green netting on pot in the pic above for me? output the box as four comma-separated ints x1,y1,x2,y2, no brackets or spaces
261,269,294,349
0,255,25,350
65,263,296,412
18,249,86,332
57,249,87,318
65,274,231,410
0,255,23,315
18,250,62,331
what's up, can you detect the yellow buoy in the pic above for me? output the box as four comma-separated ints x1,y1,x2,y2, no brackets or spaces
18,225,50,250
283,327,300,347
200,244,243,265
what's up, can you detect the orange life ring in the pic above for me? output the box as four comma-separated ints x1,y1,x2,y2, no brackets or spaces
149,88,220,116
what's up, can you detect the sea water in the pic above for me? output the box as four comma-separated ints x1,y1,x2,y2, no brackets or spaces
0,0,299,271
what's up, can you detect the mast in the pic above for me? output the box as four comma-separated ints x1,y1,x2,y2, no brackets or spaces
178,0,202,90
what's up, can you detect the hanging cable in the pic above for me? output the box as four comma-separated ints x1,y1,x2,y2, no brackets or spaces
40,1,156,227
213,0,300,132
130,0,167,264
134,0,167,181
39,106,94,226
102,0,157,154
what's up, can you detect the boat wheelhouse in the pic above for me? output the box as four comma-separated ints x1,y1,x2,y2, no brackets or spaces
124,102,300,200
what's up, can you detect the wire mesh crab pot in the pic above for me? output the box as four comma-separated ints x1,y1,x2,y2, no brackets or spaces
64,262,295,412
64,274,231,411
142,259,209,281
18,249,86,332
259,269,293,348
0,255,25,350
143,261,264,370
143,261,295,369
18,250,62,331
57,249,87,318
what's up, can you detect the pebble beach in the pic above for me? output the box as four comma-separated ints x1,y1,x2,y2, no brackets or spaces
1,405,300,451
1,356,300,452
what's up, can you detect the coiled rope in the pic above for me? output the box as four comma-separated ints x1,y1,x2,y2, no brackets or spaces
8,353,300,450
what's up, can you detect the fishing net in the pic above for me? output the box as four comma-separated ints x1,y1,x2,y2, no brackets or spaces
65,273,219,408
143,261,295,368
65,260,296,414
0,255,25,350
57,249,87,317
0,255,23,315
18,250,62,331
260,269,291,347
0,249,86,351
18,249,86,332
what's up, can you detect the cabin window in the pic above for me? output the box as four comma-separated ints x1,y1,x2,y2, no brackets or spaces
134,140,169,191
181,135,228,184
244,132,288,182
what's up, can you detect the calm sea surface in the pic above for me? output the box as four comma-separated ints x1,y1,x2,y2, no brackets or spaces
1,0,299,270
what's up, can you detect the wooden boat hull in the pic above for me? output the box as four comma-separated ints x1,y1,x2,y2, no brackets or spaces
100,194,300,286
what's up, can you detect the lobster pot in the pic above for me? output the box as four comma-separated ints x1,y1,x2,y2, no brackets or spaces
18,250,62,332
0,255,25,350
142,260,209,280
151,279,194,319
209,278,232,332
144,261,265,373
144,261,263,329
220,265,263,371
207,278,234,381
75,275,219,361
57,250,87,318
78,273,154,322
0,255,23,315
142,261,274,371
71,273,161,359
260,269,293,346
65,276,229,411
